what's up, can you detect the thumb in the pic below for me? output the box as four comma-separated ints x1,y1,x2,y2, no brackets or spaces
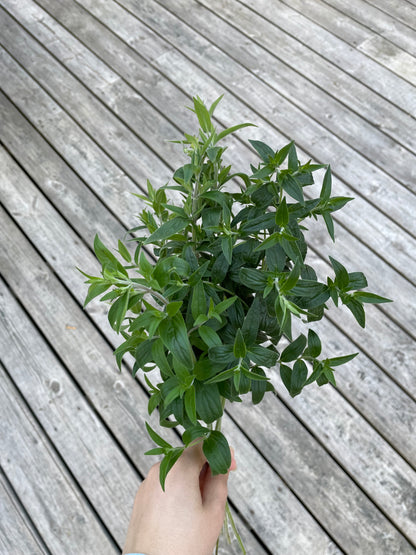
202,448,236,510
201,465,230,511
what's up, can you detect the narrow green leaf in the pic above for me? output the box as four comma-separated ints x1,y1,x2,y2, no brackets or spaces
118,240,132,263
208,94,224,116
145,422,172,449
184,387,197,424
323,211,335,241
320,165,332,200
275,197,289,227
353,292,392,304
193,96,211,132
288,143,298,171
221,236,233,265
214,296,237,315
83,281,111,308
144,447,165,456
143,217,189,245
159,313,194,369
191,281,206,320
160,448,184,491
233,328,247,358
281,259,301,293
216,122,255,142
327,353,358,367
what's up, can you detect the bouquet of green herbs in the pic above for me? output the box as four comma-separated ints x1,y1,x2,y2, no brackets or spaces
80,96,390,494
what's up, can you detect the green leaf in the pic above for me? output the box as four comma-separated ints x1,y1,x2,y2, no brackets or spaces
248,139,275,163
118,240,132,263
203,431,231,475
184,387,197,424
345,298,366,328
248,345,278,367
239,267,268,290
166,301,183,317
329,256,349,290
291,360,308,396
83,281,111,308
182,424,209,445
159,313,194,369
195,382,223,423
281,175,304,205
320,165,332,200
280,334,307,362
353,292,392,304
323,211,335,241
327,353,358,367
160,448,184,491
144,217,189,244
251,367,272,404
241,296,261,345
193,96,211,132
288,143,298,171
280,364,292,393
275,197,289,227
211,253,229,283
108,289,130,332
307,329,322,358
94,234,128,276
214,296,238,315
323,365,336,386
145,422,172,449
208,94,224,116
216,122,255,142
144,447,165,456
233,328,247,358
205,368,235,384
191,281,206,320
347,272,368,290
133,340,155,376
274,142,293,166
208,344,236,364
199,325,222,348
221,236,233,265
281,259,301,293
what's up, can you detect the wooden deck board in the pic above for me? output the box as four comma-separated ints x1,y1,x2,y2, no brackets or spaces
1,0,415,553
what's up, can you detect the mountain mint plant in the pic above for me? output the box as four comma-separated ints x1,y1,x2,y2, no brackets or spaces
80,96,390,500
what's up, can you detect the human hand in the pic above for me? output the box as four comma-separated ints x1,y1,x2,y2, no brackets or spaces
122,443,237,555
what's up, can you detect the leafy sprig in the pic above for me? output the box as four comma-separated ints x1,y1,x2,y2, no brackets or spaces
80,96,391,489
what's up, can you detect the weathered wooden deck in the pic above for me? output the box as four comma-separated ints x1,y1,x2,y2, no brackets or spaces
1,0,416,553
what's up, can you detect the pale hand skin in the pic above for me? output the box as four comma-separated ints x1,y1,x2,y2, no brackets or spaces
123,444,237,555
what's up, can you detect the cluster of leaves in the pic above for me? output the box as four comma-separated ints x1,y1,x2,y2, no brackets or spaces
80,96,391,489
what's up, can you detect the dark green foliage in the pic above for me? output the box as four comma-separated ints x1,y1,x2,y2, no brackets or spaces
80,96,391,487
